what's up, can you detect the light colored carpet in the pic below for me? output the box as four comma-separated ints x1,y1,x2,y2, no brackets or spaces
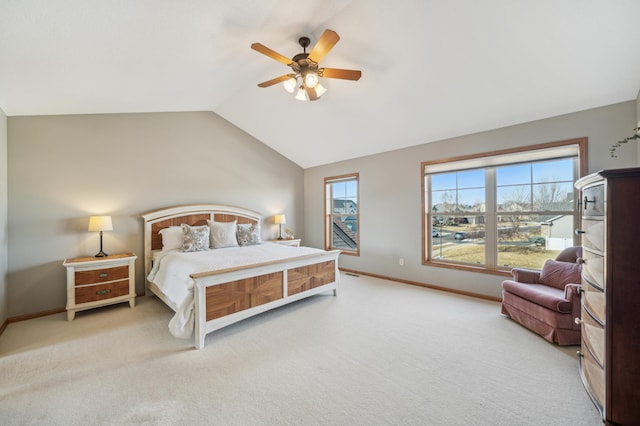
0,273,601,425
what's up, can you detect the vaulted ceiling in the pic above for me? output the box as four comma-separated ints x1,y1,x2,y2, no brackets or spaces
1,1,639,168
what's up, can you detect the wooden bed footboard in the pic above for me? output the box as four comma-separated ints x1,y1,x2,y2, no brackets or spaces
191,250,340,349
142,205,341,350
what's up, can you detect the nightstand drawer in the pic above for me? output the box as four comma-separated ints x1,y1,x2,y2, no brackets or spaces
75,280,130,304
75,265,129,286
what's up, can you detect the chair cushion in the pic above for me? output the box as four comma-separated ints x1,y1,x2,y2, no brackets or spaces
538,259,581,290
502,280,571,313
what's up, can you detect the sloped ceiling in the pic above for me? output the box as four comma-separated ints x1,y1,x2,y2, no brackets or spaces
1,1,639,168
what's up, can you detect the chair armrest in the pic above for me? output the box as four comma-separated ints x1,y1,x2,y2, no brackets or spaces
511,268,541,283
564,283,582,300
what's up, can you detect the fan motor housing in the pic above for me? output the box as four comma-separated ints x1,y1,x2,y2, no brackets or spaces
291,37,318,74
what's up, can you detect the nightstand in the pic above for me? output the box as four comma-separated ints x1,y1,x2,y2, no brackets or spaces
62,253,137,321
269,239,301,247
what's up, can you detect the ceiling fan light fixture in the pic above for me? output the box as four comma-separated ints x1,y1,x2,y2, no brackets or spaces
295,85,307,101
252,29,361,102
304,72,319,89
314,83,327,97
282,76,297,93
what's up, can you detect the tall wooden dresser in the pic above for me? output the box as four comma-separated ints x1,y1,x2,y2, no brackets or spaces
574,167,640,425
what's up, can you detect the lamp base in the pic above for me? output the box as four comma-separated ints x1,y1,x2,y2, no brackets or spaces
95,231,108,257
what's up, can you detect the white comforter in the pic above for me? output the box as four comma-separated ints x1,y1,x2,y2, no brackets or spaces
147,243,325,338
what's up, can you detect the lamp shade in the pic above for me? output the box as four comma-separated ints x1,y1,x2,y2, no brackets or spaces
283,76,297,93
304,72,319,88
314,83,327,97
295,86,307,101
88,215,113,232
274,214,286,225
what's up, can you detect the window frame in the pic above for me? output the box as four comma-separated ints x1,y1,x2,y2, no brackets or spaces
421,138,587,276
325,173,360,256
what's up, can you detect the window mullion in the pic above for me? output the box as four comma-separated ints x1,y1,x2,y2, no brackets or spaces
485,167,497,268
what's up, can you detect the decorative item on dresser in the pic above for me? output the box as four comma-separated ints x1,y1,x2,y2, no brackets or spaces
574,167,640,425
62,253,137,321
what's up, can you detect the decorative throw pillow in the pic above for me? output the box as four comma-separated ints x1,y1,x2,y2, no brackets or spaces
159,226,184,252
208,220,239,249
181,224,210,252
538,259,582,289
237,223,262,246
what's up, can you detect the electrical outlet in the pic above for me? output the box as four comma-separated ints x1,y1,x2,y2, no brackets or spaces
399,257,404,266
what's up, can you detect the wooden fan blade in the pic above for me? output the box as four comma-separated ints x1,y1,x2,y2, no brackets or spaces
305,85,319,101
258,75,292,88
251,43,293,66
308,29,340,63
321,68,362,81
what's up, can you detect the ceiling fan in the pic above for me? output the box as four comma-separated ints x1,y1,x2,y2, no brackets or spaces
251,29,362,101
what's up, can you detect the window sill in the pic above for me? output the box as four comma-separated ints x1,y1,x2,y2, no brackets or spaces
423,260,512,277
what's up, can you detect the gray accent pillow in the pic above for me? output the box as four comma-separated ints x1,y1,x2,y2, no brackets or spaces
237,223,262,246
181,224,210,252
208,220,239,248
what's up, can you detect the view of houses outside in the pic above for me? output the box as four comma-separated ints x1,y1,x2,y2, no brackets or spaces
428,158,576,270
326,177,358,252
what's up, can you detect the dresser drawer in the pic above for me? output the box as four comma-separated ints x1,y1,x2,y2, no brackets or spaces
582,279,605,324
581,307,604,366
582,184,604,216
579,219,604,253
582,249,604,289
75,265,129,286
581,340,605,411
75,280,130,304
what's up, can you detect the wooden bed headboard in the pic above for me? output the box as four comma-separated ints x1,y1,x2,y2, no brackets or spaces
141,204,262,283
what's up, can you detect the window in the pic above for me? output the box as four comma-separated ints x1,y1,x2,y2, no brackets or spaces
423,138,587,274
325,173,359,255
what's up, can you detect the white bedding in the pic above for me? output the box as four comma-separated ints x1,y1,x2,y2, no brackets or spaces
147,243,325,338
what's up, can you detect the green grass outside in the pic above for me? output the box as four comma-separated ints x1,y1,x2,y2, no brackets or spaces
433,244,560,270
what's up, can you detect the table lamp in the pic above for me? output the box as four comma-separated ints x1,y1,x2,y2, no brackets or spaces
88,215,113,257
274,214,286,240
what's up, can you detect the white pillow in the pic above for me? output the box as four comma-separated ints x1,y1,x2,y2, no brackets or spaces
159,226,183,252
208,220,239,248
237,223,262,246
181,224,210,252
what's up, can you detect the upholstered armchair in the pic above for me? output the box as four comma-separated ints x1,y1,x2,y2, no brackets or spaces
501,246,583,345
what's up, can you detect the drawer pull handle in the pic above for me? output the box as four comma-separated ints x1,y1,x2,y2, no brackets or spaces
575,317,583,325
583,196,596,210
96,289,112,295
577,351,584,358
574,229,585,235
99,273,108,278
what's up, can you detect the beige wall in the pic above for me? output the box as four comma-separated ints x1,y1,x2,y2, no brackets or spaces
0,107,7,325
7,111,303,317
304,101,637,299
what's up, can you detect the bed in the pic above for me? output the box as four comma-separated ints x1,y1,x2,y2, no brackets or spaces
142,204,340,349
